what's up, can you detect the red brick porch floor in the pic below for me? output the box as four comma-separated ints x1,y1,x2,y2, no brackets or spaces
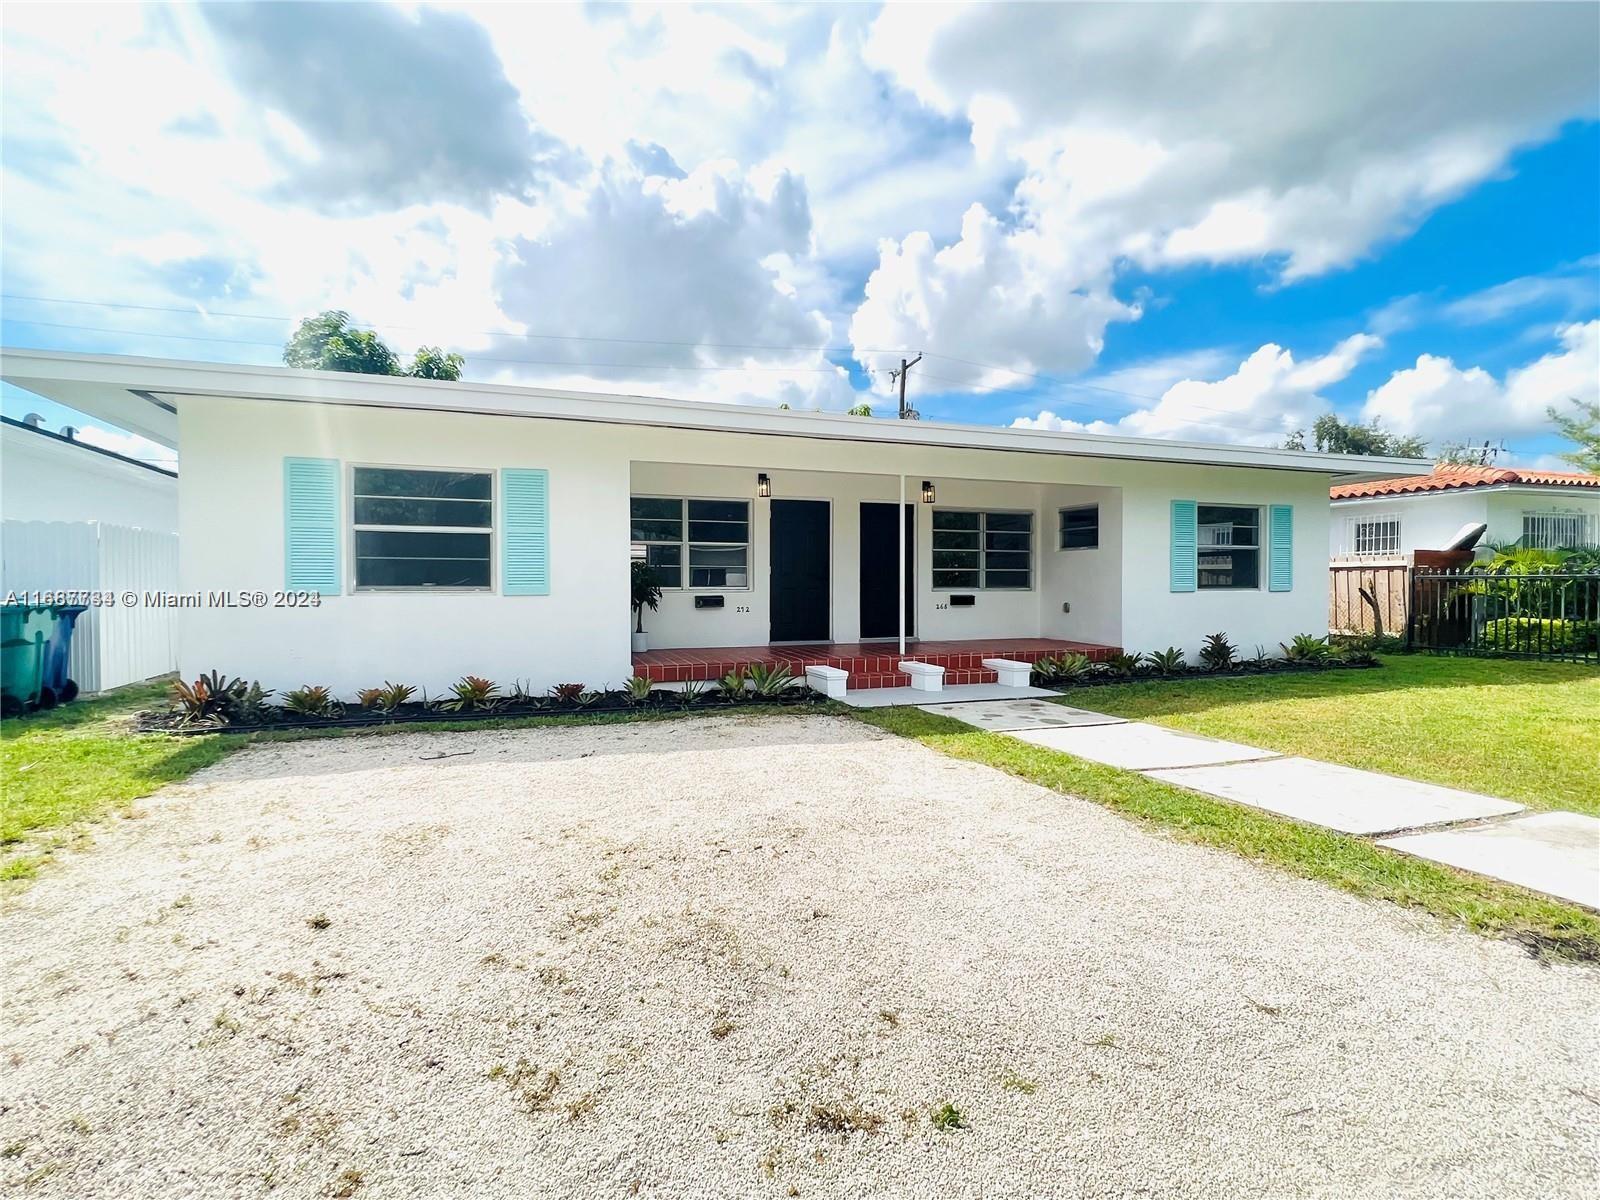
632,638,1118,690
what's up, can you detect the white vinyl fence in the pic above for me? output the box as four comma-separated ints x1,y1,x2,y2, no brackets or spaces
1,520,179,693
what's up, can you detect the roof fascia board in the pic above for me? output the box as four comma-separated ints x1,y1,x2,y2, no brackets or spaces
1,347,1427,478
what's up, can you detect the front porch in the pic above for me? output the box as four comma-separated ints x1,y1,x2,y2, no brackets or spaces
632,637,1118,689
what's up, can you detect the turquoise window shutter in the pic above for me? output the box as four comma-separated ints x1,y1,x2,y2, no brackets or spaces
501,468,550,595
283,457,341,594
1170,500,1197,592
1268,504,1294,592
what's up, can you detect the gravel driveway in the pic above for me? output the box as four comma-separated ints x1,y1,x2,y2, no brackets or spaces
3,714,1596,1198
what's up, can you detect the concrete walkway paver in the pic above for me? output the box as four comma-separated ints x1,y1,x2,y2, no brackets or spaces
1380,812,1600,909
917,697,1126,730
925,695,1590,909
839,682,1060,708
1148,756,1525,836
1009,721,1279,770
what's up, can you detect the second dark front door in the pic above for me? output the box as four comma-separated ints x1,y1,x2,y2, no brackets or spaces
770,499,830,642
859,502,915,640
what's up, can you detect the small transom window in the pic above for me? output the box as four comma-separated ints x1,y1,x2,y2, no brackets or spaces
1059,505,1099,550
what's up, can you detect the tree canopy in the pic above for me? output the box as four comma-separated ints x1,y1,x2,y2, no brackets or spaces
283,311,463,381
1547,399,1600,473
1282,413,1426,458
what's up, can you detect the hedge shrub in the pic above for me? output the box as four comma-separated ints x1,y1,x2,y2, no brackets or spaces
1481,617,1598,652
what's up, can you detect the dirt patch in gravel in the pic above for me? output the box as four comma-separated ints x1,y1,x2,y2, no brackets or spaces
2,714,1596,1198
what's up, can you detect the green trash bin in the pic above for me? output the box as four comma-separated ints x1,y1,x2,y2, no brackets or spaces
1,605,55,717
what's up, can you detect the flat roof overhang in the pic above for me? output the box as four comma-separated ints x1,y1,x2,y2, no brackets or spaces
0,347,1429,481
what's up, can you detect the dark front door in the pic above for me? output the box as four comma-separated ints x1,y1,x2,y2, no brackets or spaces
770,499,830,642
859,502,915,640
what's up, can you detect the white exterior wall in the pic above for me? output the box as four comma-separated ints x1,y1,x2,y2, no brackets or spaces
1,425,177,531
1120,468,1331,657
1331,487,1600,557
180,395,1338,694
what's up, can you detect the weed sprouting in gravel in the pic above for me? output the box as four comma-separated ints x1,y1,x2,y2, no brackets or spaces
805,1102,884,1135
710,1012,736,1040
306,913,331,931
877,1009,900,1027
929,1101,967,1131
331,1166,364,1198
1001,1073,1038,1094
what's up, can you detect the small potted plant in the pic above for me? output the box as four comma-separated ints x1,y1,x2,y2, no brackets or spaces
631,559,663,652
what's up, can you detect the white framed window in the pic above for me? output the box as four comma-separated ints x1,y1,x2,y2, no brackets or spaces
351,466,493,590
1197,504,1260,590
630,496,750,589
1351,514,1402,557
1058,504,1099,550
1522,510,1591,550
932,509,1032,590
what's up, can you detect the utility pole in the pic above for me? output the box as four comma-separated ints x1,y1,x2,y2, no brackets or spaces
891,353,923,420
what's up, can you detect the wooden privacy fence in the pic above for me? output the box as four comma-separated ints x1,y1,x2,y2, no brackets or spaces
1329,560,1408,637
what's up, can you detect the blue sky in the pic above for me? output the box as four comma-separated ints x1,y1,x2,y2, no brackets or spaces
2,3,1597,468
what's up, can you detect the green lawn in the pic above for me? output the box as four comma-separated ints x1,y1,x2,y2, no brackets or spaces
857,706,1600,962
1,681,233,881
1069,656,1600,814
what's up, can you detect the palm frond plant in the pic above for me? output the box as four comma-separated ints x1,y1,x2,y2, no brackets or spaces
631,560,663,637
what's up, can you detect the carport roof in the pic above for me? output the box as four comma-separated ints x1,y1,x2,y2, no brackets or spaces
0,346,1425,480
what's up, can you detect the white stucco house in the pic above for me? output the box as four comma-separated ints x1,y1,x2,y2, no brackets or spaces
1,348,1423,696
1,412,181,693
1,413,177,531
1330,466,1600,560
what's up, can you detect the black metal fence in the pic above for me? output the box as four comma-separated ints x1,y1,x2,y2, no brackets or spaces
1408,568,1600,663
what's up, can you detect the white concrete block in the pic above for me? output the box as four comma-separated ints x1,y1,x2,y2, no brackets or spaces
898,660,945,692
803,664,848,700
982,658,1034,687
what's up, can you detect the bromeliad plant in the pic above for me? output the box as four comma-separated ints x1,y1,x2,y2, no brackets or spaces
623,675,654,705
282,685,339,718
441,675,501,711
548,683,586,706
746,662,796,697
170,670,248,727
1280,634,1332,664
1102,651,1140,679
1142,646,1187,676
1198,632,1237,673
718,667,748,701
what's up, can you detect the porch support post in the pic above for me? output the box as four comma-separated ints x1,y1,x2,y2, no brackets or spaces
898,472,907,656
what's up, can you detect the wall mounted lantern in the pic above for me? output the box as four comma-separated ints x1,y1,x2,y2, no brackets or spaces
757,472,772,498
921,480,936,504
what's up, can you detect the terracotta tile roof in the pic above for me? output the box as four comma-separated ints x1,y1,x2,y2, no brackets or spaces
1331,465,1599,500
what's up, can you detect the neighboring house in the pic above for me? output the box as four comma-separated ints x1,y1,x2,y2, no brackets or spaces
1,414,181,693
1,414,177,531
0,349,1421,696
1330,466,1600,559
